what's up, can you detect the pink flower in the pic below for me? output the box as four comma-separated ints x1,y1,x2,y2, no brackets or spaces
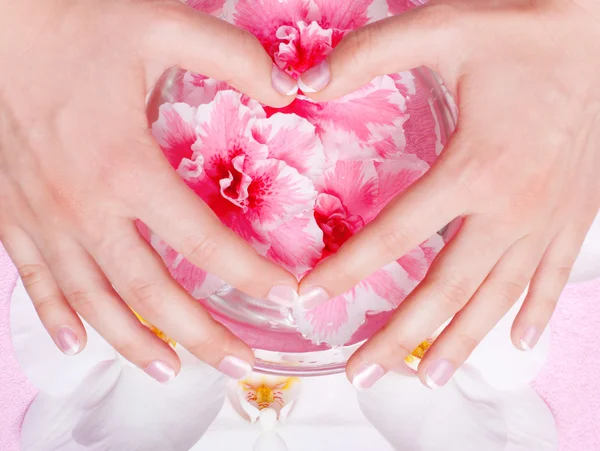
293,158,439,345
151,91,326,284
228,0,388,77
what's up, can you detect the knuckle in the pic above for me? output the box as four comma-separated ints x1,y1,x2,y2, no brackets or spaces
453,332,479,356
186,333,220,360
553,265,573,284
377,227,412,261
417,3,465,38
33,293,64,320
437,276,470,312
496,278,528,307
342,24,381,73
113,339,139,362
128,279,166,317
19,263,48,289
64,289,96,314
181,235,219,269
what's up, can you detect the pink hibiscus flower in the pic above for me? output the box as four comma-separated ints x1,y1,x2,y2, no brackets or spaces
292,158,440,345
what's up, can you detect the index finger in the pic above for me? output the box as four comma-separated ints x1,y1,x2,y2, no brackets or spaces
141,2,298,107
134,154,299,305
301,4,464,101
298,150,466,307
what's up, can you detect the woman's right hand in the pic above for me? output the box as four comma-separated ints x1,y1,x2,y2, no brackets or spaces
0,0,298,382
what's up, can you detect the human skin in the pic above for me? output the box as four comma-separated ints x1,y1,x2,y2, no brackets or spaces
298,0,600,389
0,0,300,382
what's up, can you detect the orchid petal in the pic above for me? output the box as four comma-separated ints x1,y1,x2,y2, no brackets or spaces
358,368,557,451
23,352,226,451
10,281,116,397
466,295,550,390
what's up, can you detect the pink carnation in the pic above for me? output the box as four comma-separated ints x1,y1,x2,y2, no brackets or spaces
148,0,448,346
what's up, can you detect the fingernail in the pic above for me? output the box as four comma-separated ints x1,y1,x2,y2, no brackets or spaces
298,286,330,310
144,360,176,384
298,60,331,93
271,65,298,96
56,327,80,356
352,363,385,391
267,285,298,307
218,355,253,380
424,359,455,389
520,326,540,351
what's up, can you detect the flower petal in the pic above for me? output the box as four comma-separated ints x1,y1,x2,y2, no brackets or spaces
10,280,116,397
228,375,302,422
373,154,430,220
23,353,227,451
314,0,388,30
184,0,227,15
466,294,550,390
246,159,318,230
294,262,412,345
253,112,327,180
21,360,122,451
180,72,232,107
151,103,198,170
149,234,225,300
358,367,557,451
194,91,269,170
319,76,408,161
267,214,324,274
230,0,311,47
316,160,379,220
386,0,426,15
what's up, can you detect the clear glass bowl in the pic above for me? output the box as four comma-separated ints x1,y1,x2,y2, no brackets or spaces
148,66,457,377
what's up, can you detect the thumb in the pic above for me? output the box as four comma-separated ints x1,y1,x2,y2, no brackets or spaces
142,2,298,107
299,3,463,102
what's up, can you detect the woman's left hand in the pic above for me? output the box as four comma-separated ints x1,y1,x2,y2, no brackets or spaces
298,0,600,389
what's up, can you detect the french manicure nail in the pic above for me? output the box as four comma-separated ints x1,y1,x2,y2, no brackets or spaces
218,355,252,380
424,359,455,389
271,65,298,96
352,363,385,391
520,326,540,351
298,60,331,93
298,286,330,310
56,327,80,356
267,285,298,307
144,360,176,384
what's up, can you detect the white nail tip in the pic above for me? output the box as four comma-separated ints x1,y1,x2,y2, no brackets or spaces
424,375,441,390
297,78,317,93
285,84,299,96
520,340,532,352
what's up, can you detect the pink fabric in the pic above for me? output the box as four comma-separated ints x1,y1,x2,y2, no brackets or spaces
0,244,37,451
0,242,599,450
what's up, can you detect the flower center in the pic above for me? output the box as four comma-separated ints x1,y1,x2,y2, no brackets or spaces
273,21,333,77
314,194,365,253
255,386,276,408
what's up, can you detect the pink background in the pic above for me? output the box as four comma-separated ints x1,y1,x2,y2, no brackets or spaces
1,243,599,451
